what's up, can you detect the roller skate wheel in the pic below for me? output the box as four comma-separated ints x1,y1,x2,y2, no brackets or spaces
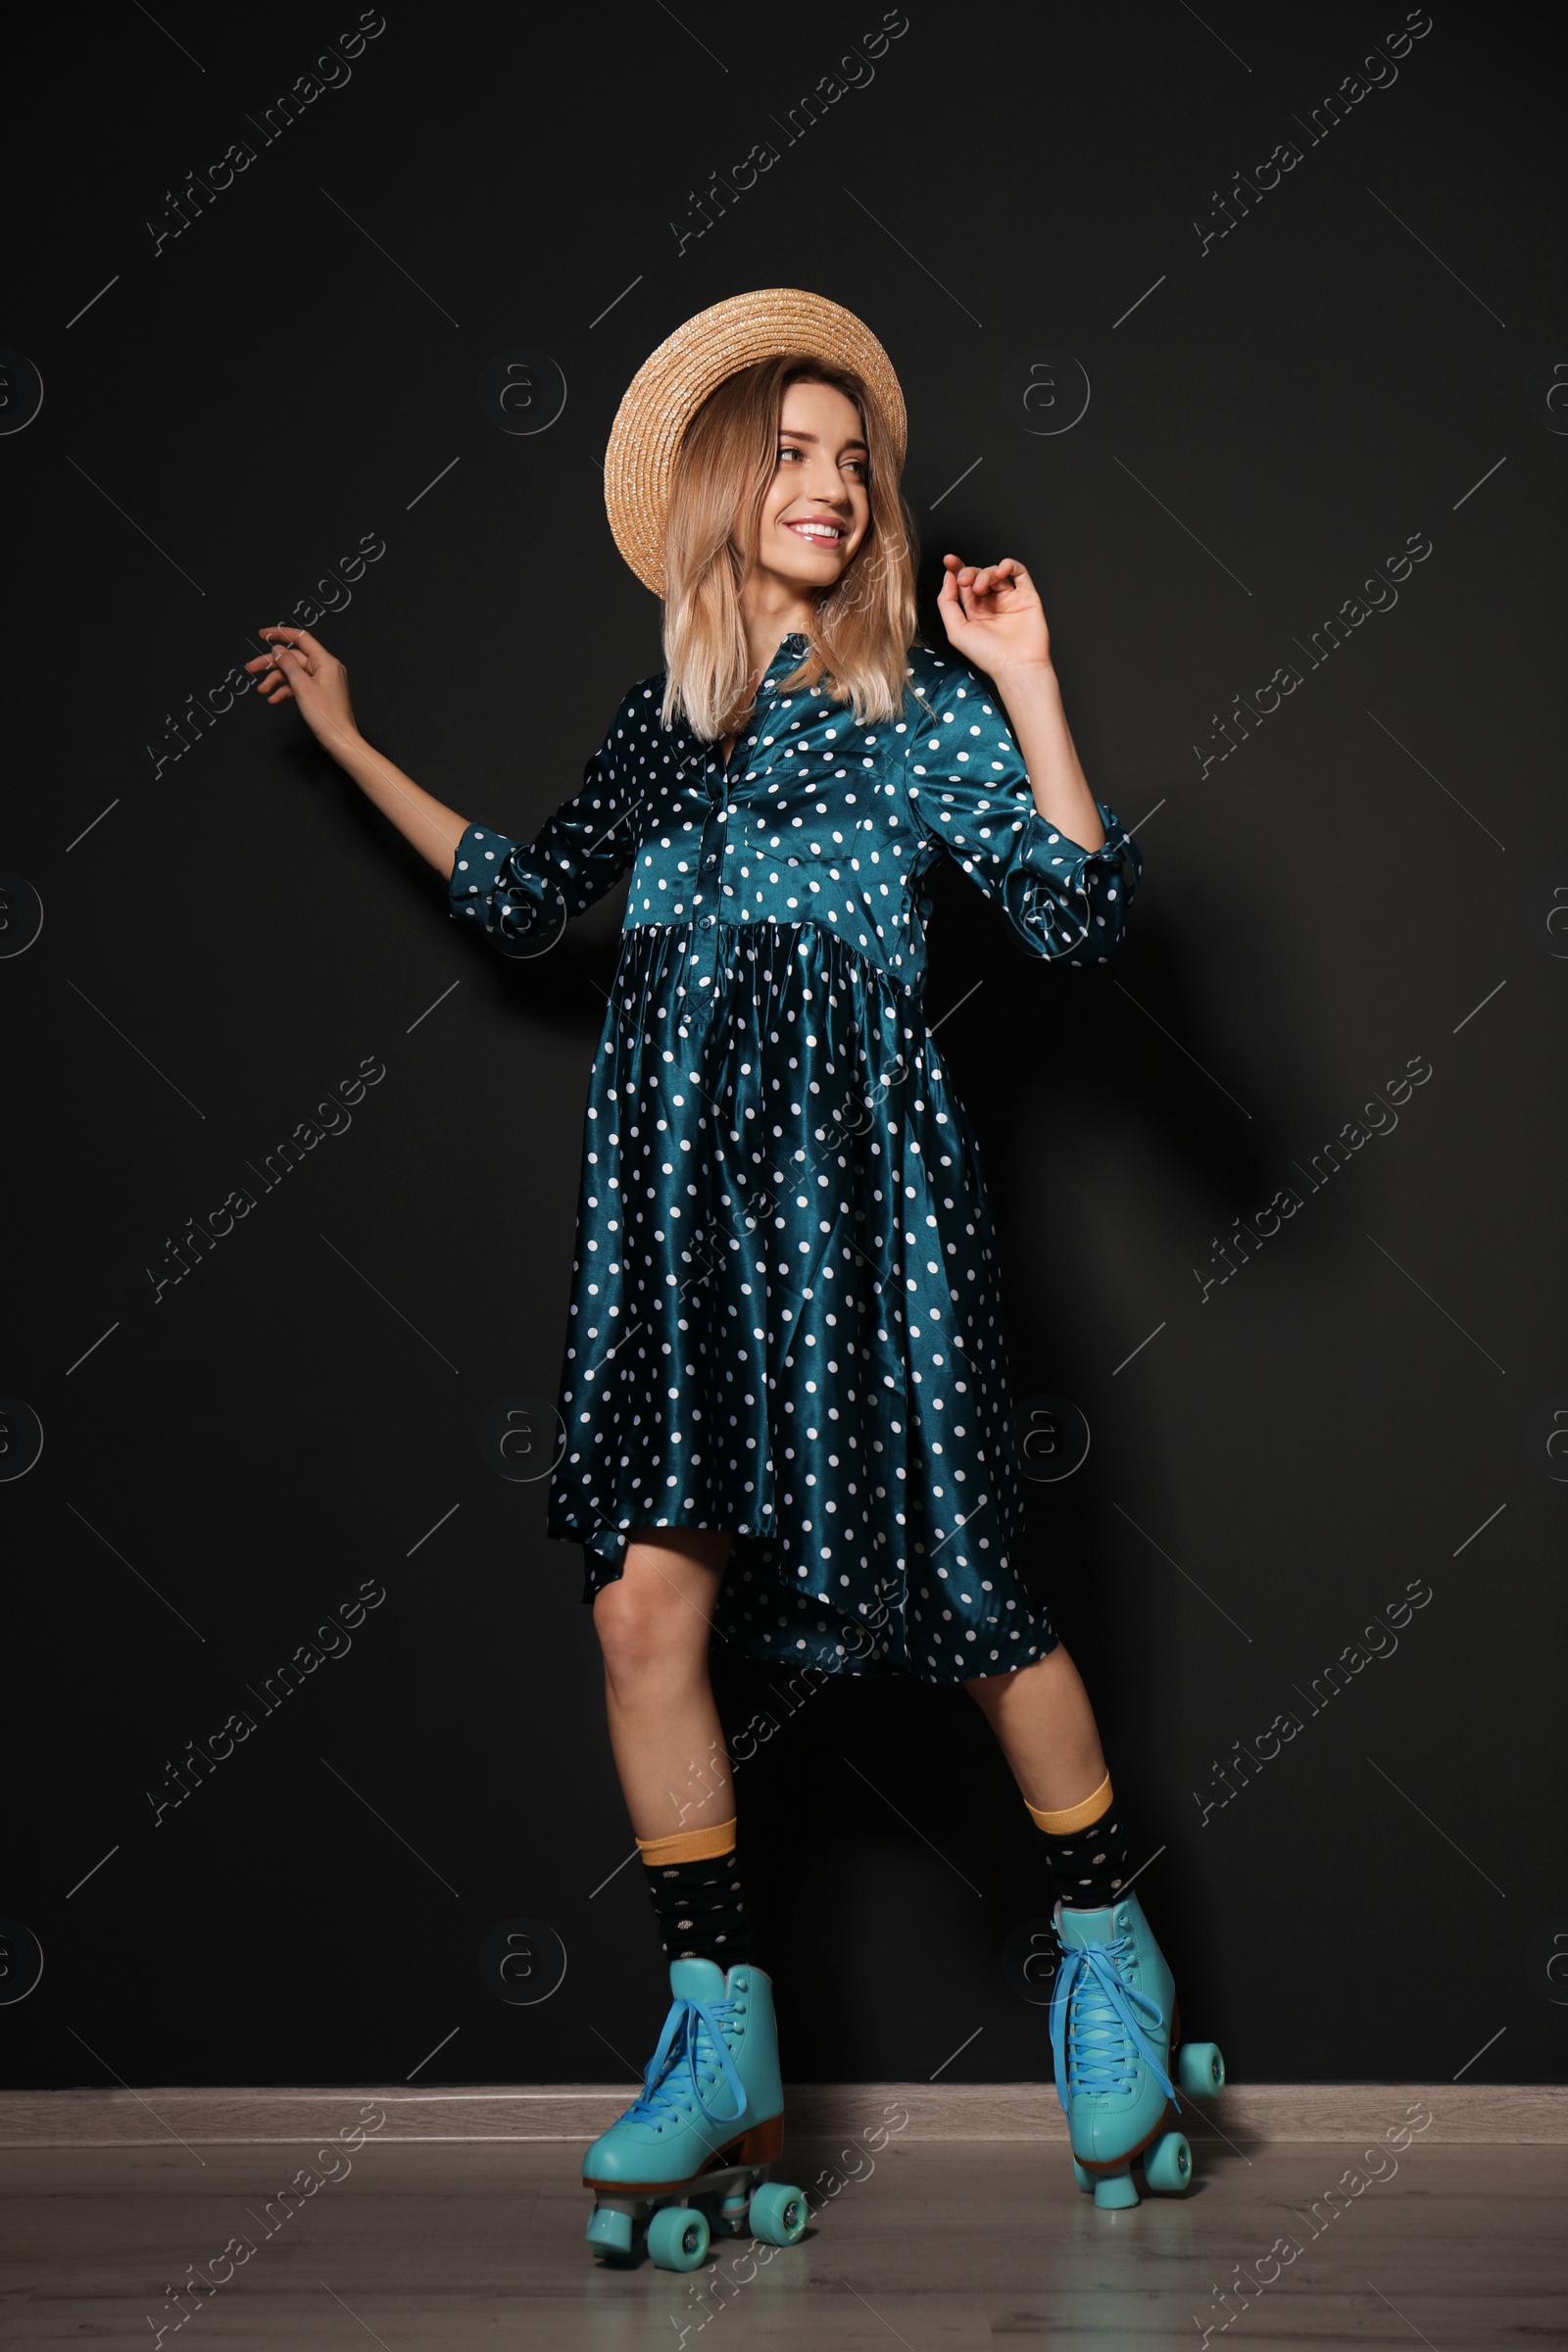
1093,2166,1140,2210
647,2204,710,2271
1071,2159,1096,2195
749,2180,808,2245
1143,2131,1193,2194
584,2204,634,2258
1177,2040,1226,2096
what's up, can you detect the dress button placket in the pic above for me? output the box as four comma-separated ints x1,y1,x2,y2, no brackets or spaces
689,757,729,981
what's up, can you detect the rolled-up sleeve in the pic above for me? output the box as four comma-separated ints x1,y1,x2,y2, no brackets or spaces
447,821,566,953
904,662,1141,964
448,683,651,952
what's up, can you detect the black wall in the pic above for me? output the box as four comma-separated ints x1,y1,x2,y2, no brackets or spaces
5,2,1565,2093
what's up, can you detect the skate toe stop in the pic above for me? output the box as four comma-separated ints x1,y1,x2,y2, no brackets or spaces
1093,2168,1140,2210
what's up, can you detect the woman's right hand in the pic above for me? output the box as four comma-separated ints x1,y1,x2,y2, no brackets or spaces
246,626,361,759
244,623,471,878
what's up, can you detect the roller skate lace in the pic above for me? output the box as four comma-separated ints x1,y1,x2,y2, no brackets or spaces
1049,1923,1179,2114
624,1991,748,2133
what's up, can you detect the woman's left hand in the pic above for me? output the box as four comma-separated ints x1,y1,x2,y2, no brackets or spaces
936,553,1052,677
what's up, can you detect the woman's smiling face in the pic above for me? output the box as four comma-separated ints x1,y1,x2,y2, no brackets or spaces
747,376,871,597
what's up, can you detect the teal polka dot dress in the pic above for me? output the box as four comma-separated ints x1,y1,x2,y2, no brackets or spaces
450,636,1141,1681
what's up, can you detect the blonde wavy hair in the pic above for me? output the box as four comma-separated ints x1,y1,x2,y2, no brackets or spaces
660,356,919,743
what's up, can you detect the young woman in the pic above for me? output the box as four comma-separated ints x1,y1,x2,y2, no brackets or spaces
250,289,1221,2249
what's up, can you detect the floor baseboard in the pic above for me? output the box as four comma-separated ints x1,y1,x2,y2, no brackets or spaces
0,2081,1561,2146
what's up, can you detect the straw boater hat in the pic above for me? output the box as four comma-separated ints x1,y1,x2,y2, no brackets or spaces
603,288,906,597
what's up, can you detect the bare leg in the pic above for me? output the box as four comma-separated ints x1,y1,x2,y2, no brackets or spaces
592,1528,734,1840
964,1642,1108,1814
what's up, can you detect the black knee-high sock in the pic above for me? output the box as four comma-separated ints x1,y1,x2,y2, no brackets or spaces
637,1818,752,1965
1025,1774,1138,1910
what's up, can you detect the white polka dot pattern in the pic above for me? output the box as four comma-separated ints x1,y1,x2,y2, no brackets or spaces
448,635,1142,1681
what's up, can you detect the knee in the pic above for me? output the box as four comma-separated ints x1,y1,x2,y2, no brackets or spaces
593,1573,693,1696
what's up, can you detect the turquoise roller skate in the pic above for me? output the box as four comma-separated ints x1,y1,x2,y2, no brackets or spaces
1048,1891,1226,2209
582,1957,809,2269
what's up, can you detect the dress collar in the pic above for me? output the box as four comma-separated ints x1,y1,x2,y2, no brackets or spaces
762,632,808,690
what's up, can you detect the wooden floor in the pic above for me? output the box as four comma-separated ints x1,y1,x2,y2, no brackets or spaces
5,2132,1566,2346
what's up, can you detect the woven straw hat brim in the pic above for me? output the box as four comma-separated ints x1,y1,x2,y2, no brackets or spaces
603,288,906,596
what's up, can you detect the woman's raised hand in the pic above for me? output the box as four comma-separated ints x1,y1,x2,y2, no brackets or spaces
935,556,1103,850
243,622,470,877
936,554,1053,678
245,626,361,755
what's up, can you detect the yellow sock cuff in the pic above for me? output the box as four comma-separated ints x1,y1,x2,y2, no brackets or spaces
1025,1773,1112,1837
636,1816,738,1868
